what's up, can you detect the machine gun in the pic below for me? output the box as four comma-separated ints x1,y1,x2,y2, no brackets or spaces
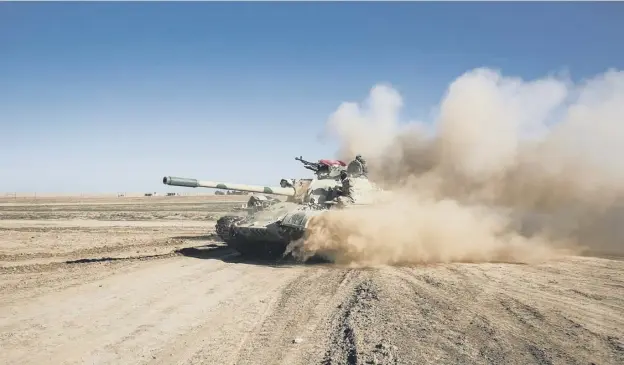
295,156,347,180
295,156,322,173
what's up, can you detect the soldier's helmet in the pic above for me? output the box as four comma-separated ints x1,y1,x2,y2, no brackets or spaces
340,170,348,180
355,154,365,162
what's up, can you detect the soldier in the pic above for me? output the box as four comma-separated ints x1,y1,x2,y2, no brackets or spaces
346,154,369,178
336,170,355,207
355,154,368,177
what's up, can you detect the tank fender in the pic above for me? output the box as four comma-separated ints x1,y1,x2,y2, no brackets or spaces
279,210,325,230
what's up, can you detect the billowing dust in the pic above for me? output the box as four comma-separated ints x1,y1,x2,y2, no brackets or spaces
288,68,624,266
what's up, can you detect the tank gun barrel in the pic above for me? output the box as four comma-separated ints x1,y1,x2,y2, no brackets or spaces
162,176,296,196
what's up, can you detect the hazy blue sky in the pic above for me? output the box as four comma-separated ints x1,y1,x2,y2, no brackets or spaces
1,2,623,192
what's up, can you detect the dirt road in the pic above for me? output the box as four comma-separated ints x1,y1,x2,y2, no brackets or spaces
1,196,622,365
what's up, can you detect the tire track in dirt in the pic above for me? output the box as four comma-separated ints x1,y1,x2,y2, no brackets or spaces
382,266,491,364
276,262,624,365
471,261,624,336
232,267,362,365
321,274,395,365
389,262,624,365
0,256,304,365
138,262,313,365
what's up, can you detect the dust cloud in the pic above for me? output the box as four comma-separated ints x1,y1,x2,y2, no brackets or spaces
290,67,624,266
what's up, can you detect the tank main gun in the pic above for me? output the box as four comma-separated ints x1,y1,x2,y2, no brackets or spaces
162,176,296,197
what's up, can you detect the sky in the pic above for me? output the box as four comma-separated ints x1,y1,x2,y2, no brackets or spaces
1,1,623,193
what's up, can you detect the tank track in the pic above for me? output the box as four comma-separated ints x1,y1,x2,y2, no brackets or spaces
215,215,307,260
215,215,245,242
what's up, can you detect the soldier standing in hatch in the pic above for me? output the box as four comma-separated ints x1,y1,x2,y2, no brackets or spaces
355,154,368,177
346,154,369,178
336,170,355,207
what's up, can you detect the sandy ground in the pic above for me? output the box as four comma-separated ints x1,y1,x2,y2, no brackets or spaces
0,196,622,365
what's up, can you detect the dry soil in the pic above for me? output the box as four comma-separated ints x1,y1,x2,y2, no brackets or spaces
0,195,622,365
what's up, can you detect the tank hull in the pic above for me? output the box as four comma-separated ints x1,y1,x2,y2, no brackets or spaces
215,209,325,260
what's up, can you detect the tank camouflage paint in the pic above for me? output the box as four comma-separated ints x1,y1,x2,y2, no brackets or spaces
162,177,295,196
162,156,384,260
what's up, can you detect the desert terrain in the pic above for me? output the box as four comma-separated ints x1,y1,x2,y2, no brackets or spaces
0,195,622,365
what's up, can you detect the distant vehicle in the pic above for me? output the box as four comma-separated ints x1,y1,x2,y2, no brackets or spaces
226,190,247,195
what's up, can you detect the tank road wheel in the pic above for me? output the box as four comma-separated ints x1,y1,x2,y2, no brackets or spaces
215,215,245,242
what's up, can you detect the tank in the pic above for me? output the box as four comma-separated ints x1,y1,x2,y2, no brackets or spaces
162,156,383,260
